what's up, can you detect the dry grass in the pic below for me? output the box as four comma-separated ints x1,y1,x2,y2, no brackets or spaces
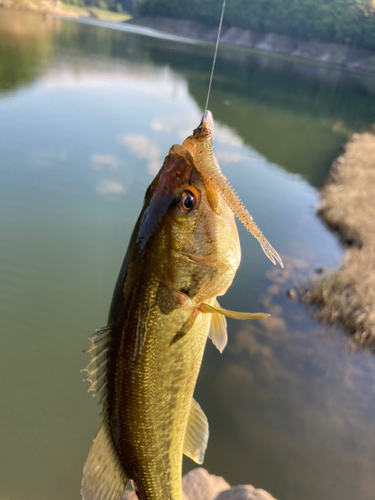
85,7,131,22
303,132,375,349
0,0,132,22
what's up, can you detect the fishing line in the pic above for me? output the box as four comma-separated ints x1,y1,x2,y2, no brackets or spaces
205,0,227,113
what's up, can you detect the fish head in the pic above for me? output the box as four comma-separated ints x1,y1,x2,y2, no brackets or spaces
135,127,241,303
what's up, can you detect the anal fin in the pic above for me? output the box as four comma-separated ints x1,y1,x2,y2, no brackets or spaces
81,423,128,500
183,398,209,465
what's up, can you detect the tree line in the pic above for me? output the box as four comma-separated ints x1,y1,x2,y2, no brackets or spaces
138,0,375,51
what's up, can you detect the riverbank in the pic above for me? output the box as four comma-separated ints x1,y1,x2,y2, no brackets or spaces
2,1,375,74
0,0,131,22
128,16,375,75
303,132,375,350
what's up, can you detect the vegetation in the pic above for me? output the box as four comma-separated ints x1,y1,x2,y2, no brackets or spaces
0,9,54,94
303,132,375,350
138,0,375,51
62,0,134,17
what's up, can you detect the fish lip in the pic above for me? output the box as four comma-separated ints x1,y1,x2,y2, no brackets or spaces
200,110,214,136
194,110,214,140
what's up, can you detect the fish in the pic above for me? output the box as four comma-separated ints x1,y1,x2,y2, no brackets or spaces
81,111,283,500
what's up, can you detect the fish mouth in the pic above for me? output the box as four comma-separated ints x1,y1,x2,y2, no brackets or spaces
200,110,214,135
193,110,214,141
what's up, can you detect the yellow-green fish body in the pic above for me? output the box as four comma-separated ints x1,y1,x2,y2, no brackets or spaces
81,112,282,500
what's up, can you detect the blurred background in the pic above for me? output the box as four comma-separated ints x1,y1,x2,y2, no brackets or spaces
1,2,375,500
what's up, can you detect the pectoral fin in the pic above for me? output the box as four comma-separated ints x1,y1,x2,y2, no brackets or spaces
208,300,228,353
170,310,199,346
199,302,270,321
183,398,209,465
81,423,128,500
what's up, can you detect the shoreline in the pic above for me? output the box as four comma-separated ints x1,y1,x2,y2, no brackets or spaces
127,16,375,75
0,0,87,18
303,131,375,350
0,0,131,22
2,2,375,74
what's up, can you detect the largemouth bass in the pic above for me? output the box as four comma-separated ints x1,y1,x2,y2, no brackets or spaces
81,111,282,500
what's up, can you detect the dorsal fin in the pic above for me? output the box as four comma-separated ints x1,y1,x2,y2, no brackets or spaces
81,423,128,500
183,398,209,465
82,325,111,403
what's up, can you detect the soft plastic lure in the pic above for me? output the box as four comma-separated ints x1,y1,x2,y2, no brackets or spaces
183,111,283,268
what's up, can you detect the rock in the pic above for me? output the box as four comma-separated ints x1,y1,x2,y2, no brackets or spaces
216,485,277,500
123,468,277,500
183,468,230,500
314,267,324,275
122,468,229,500
286,288,297,300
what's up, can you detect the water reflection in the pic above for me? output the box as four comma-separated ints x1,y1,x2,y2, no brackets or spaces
54,17,375,187
0,11,59,95
1,11,375,500
195,258,375,499
90,154,123,172
118,134,162,175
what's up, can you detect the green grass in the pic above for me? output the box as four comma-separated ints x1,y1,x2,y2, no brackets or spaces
60,2,131,22
60,2,89,16
86,7,131,22
0,0,45,7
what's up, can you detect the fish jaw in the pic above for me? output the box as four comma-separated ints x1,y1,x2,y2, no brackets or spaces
199,110,214,137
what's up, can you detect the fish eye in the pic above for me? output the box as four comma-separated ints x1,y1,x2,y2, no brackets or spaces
178,189,199,214
183,192,195,209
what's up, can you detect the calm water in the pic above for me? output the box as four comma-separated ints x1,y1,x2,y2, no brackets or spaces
1,10,375,500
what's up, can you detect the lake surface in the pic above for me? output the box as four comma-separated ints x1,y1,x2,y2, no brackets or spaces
1,10,375,500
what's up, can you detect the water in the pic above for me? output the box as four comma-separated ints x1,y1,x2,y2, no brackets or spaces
1,10,375,500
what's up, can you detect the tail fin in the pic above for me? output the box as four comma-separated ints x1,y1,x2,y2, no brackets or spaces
81,423,128,500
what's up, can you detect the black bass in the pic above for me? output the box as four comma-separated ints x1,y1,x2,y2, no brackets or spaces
81,111,282,500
